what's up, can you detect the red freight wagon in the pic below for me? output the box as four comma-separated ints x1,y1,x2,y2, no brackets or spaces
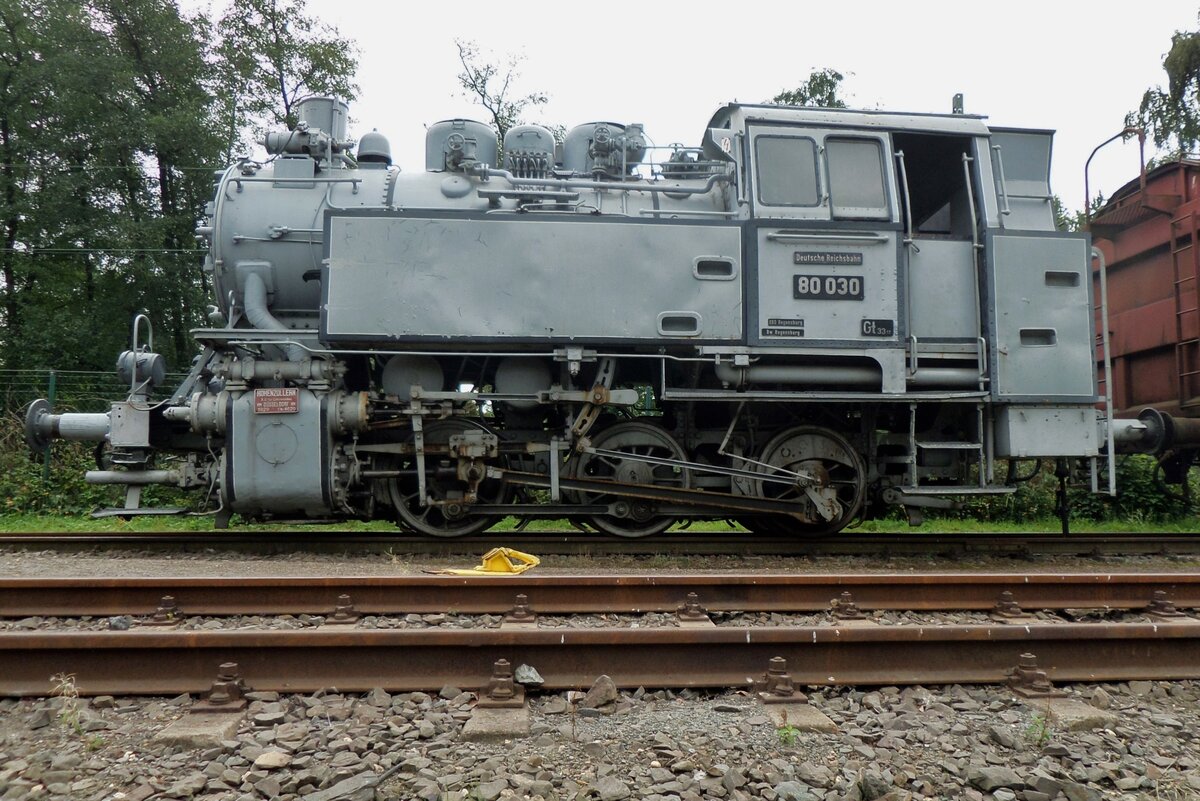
1091,160,1200,420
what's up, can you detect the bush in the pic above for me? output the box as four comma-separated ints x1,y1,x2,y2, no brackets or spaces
0,411,119,515
947,455,1196,524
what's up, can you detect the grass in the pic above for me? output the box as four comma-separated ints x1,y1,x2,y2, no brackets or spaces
51,672,81,734
1,512,1198,534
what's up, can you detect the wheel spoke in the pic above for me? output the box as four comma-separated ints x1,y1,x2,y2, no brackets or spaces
570,421,690,538
388,420,504,538
749,426,864,536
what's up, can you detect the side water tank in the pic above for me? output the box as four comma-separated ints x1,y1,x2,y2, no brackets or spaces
425,119,498,172
503,124,556,179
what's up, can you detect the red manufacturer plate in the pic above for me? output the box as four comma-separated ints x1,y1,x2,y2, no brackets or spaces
254,387,300,414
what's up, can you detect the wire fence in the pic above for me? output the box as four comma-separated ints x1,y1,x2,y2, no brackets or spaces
0,369,190,414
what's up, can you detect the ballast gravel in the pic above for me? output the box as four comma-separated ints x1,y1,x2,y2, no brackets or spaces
0,680,1198,801
2,547,1199,579
0,609,1172,632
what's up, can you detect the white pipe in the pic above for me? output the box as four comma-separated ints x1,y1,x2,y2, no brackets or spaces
52,413,111,441
86,470,179,485
714,363,980,389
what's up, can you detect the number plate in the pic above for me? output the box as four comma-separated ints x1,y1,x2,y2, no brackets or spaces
793,274,864,300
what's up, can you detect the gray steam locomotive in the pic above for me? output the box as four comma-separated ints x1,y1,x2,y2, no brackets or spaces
24,96,1190,536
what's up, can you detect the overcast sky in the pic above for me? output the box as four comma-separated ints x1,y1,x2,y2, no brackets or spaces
204,1,1199,212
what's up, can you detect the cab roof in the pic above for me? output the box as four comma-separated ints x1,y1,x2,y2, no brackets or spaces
707,103,996,137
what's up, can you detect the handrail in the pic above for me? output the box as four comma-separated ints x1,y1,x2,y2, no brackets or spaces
131,313,153,354
1094,246,1117,496
961,154,981,251
961,153,985,345
894,150,914,245
480,167,732,196
991,144,1012,219
766,231,889,245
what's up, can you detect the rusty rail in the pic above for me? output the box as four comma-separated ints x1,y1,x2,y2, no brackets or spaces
1,622,1198,696
2,573,1198,618
2,531,1200,557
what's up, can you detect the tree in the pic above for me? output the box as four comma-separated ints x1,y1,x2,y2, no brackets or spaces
771,68,848,108
1129,17,1200,157
0,0,145,368
97,0,224,363
454,39,548,144
0,0,360,376
215,0,358,156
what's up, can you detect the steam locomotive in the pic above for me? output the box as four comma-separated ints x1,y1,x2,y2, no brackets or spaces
24,96,1192,536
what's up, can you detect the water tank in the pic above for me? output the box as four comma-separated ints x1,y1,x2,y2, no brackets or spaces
425,119,498,172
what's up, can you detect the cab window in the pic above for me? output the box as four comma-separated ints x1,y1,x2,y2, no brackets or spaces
826,137,889,219
755,136,819,207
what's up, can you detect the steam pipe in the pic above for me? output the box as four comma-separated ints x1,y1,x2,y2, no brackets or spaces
242,272,307,362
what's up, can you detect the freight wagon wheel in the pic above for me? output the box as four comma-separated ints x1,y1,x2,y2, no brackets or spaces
385,420,507,537
569,421,692,538
743,426,865,536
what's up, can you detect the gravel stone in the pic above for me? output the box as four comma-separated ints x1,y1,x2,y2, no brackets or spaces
474,778,508,800
968,765,1023,791
581,674,619,709
252,750,289,769
775,781,820,801
596,775,631,800
514,663,543,685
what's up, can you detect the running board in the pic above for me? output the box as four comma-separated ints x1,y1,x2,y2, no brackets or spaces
92,507,189,518
896,486,1017,496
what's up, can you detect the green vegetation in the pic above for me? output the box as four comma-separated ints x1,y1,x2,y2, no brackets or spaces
4,409,1200,531
0,0,356,374
1024,710,1055,749
770,68,849,108
1129,13,1200,158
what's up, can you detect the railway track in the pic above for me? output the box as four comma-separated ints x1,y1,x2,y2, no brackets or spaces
2,572,1198,697
2,572,1198,617
3,529,1200,556
4,623,1198,697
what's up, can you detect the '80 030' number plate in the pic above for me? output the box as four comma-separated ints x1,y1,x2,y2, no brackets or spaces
793,274,864,300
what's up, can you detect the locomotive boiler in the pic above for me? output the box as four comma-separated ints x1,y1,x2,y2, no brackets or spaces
24,96,1194,535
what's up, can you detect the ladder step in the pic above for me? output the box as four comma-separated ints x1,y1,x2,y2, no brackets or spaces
899,486,1018,496
915,441,983,450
